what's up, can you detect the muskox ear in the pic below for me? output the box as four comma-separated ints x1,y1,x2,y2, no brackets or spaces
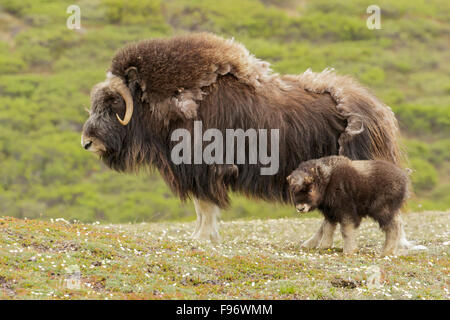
125,67,139,85
287,174,305,190
316,164,330,178
316,165,323,176
303,175,313,185
286,175,294,185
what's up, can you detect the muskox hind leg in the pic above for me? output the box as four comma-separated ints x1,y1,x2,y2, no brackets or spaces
192,198,221,242
397,215,418,249
380,214,402,257
396,215,428,251
340,218,358,255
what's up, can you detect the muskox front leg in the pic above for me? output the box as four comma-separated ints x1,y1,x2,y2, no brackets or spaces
318,220,337,249
301,219,332,248
192,198,221,242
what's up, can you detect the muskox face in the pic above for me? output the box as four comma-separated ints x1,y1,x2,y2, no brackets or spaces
287,166,322,213
81,73,135,162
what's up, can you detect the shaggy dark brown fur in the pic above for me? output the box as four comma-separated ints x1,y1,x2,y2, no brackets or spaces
287,156,409,256
81,33,403,212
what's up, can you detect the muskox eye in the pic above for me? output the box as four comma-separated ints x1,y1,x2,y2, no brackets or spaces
111,99,124,113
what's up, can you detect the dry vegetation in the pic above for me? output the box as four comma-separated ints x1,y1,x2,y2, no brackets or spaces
0,0,448,301
0,0,449,223
0,211,448,299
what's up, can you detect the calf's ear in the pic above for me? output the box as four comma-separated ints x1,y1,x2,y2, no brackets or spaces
315,164,329,178
286,175,294,185
287,175,305,189
304,175,313,184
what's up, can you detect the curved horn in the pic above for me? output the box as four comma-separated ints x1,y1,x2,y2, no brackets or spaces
109,76,133,126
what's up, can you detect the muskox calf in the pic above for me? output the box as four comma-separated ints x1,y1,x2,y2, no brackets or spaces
287,156,411,256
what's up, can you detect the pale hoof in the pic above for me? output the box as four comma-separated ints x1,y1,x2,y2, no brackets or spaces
318,241,333,249
380,248,398,257
410,244,427,251
343,247,358,255
301,239,319,249
192,231,220,243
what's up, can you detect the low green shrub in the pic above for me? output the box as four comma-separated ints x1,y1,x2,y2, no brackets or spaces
409,158,438,192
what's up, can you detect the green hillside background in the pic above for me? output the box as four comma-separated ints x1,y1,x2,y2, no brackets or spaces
0,0,449,223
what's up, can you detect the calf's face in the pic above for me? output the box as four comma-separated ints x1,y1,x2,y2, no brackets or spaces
287,168,321,213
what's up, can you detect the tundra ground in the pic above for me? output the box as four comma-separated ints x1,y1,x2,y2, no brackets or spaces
0,211,448,299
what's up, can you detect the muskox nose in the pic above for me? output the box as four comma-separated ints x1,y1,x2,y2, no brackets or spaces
83,140,93,150
296,203,311,213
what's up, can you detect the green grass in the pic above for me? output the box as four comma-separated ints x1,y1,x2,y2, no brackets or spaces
1,211,448,299
0,0,449,222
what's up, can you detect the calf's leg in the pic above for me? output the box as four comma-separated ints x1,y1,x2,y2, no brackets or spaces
340,218,358,254
381,214,401,256
301,219,326,248
302,219,336,249
318,220,337,249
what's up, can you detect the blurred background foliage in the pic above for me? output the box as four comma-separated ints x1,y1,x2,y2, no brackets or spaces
0,0,449,222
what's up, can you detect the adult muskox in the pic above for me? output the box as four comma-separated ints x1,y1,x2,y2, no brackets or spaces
81,33,402,242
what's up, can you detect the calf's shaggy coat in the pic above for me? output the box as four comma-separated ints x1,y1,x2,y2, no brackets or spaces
287,156,410,256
